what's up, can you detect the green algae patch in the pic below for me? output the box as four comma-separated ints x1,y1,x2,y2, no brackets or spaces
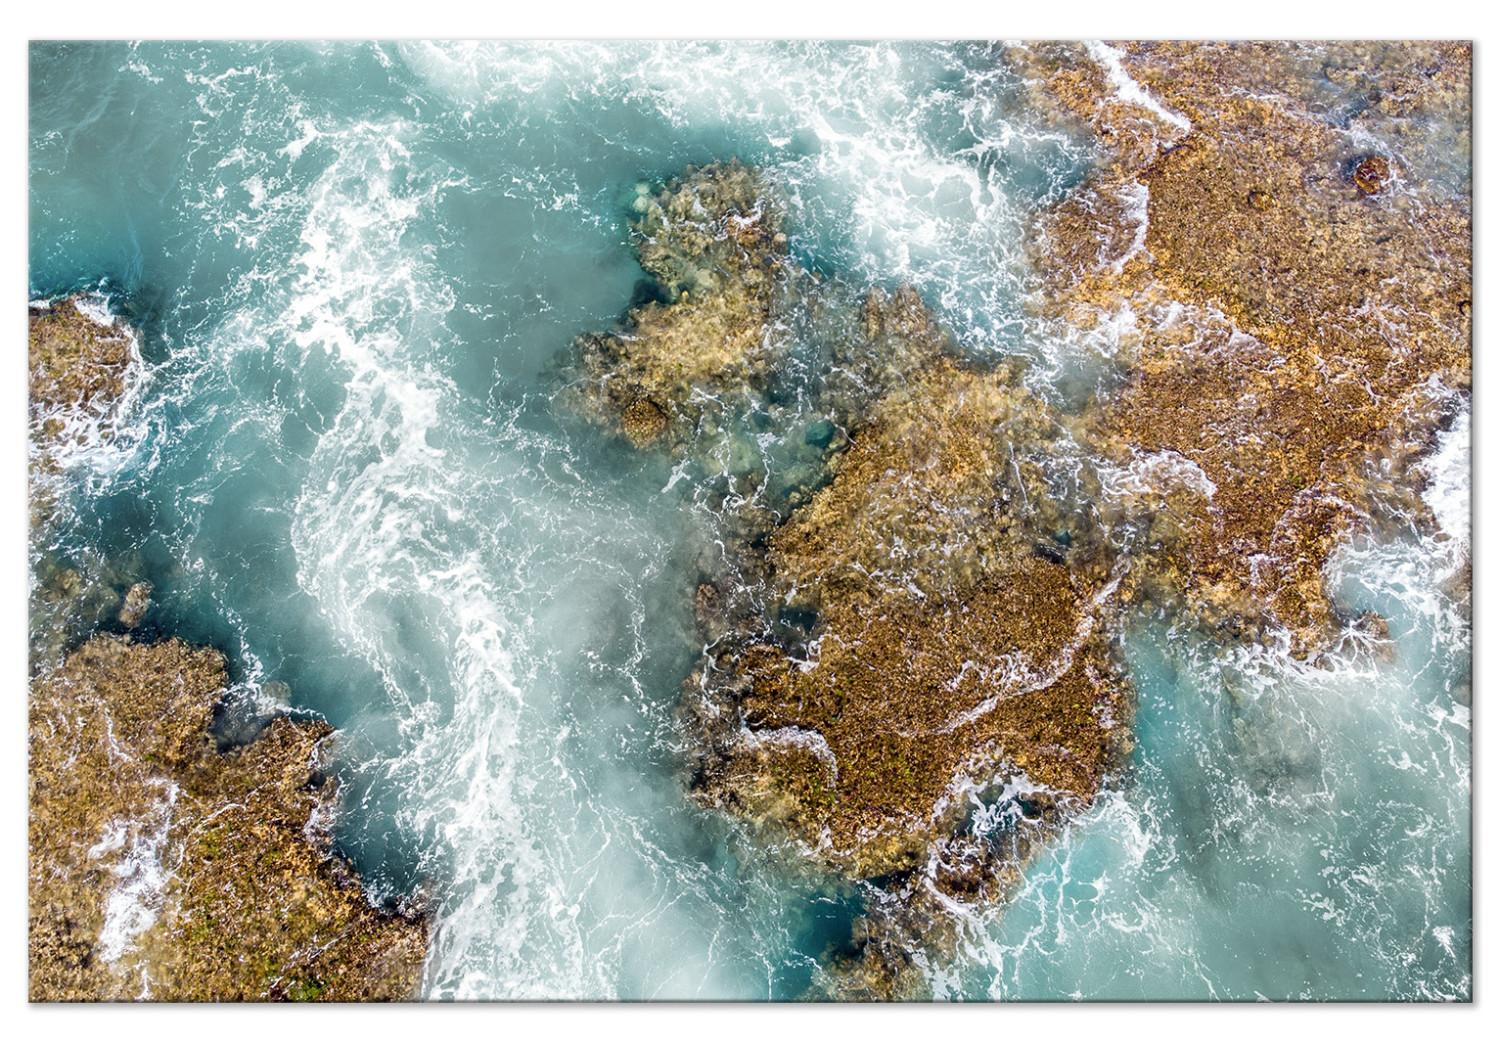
29,636,427,1001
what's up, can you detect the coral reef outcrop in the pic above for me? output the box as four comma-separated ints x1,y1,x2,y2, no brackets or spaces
689,359,1126,880
28,294,153,670
576,162,1134,998
29,294,139,459
572,161,789,449
575,40,1470,991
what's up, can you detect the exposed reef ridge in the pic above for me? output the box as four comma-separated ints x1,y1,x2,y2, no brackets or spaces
28,301,428,1001
572,41,1469,998
29,295,139,448
572,164,1133,998
692,355,1126,882
29,636,427,1001
1021,40,1471,653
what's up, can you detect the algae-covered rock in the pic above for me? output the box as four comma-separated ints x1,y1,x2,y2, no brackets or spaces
573,161,789,448
577,160,1134,995
28,297,153,672
29,636,427,1001
118,581,152,629
29,294,139,446
689,359,1128,881
1024,41,1471,655
583,65,1470,983
1351,153,1392,195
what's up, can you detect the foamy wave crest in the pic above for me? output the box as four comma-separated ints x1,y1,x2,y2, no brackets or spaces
397,41,1091,357
88,780,180,979
1421,407,1470,546
261,121,603,997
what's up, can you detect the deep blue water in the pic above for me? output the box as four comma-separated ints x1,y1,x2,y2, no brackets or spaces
29,41,1470,999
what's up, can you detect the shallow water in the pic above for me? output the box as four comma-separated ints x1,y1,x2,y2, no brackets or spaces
28,41,1470,1000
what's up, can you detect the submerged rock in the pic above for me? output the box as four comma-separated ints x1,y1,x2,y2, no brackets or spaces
572,161,789,449
29,635,427,1001
1351,153,1392,195
118,581,152,630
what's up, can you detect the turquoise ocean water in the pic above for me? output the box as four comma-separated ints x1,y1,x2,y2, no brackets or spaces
28,41,1470,1000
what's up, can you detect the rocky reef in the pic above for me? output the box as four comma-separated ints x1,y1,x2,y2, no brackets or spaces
572,40,1470,999
573,164,1134,998
29,636,427,1001
28,295,150,668
694,358,1130,998
1021,41,1471,653
28,300,428,1001
690,356,1126,882
29,294,139,462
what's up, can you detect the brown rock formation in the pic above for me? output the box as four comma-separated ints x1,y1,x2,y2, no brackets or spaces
572,161,789,448
28,296,151,672
1024,41,1471,653
29,635,427,1001
688,357,1127,881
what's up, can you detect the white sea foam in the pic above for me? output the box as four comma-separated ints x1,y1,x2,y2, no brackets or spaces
1084,41,1193,133
230,115,746,999
265,122,583,997
1109,180,1151,272
397,41,1090,359
89,781,180,964
1098,448,1218,506
1422,409,1470,546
